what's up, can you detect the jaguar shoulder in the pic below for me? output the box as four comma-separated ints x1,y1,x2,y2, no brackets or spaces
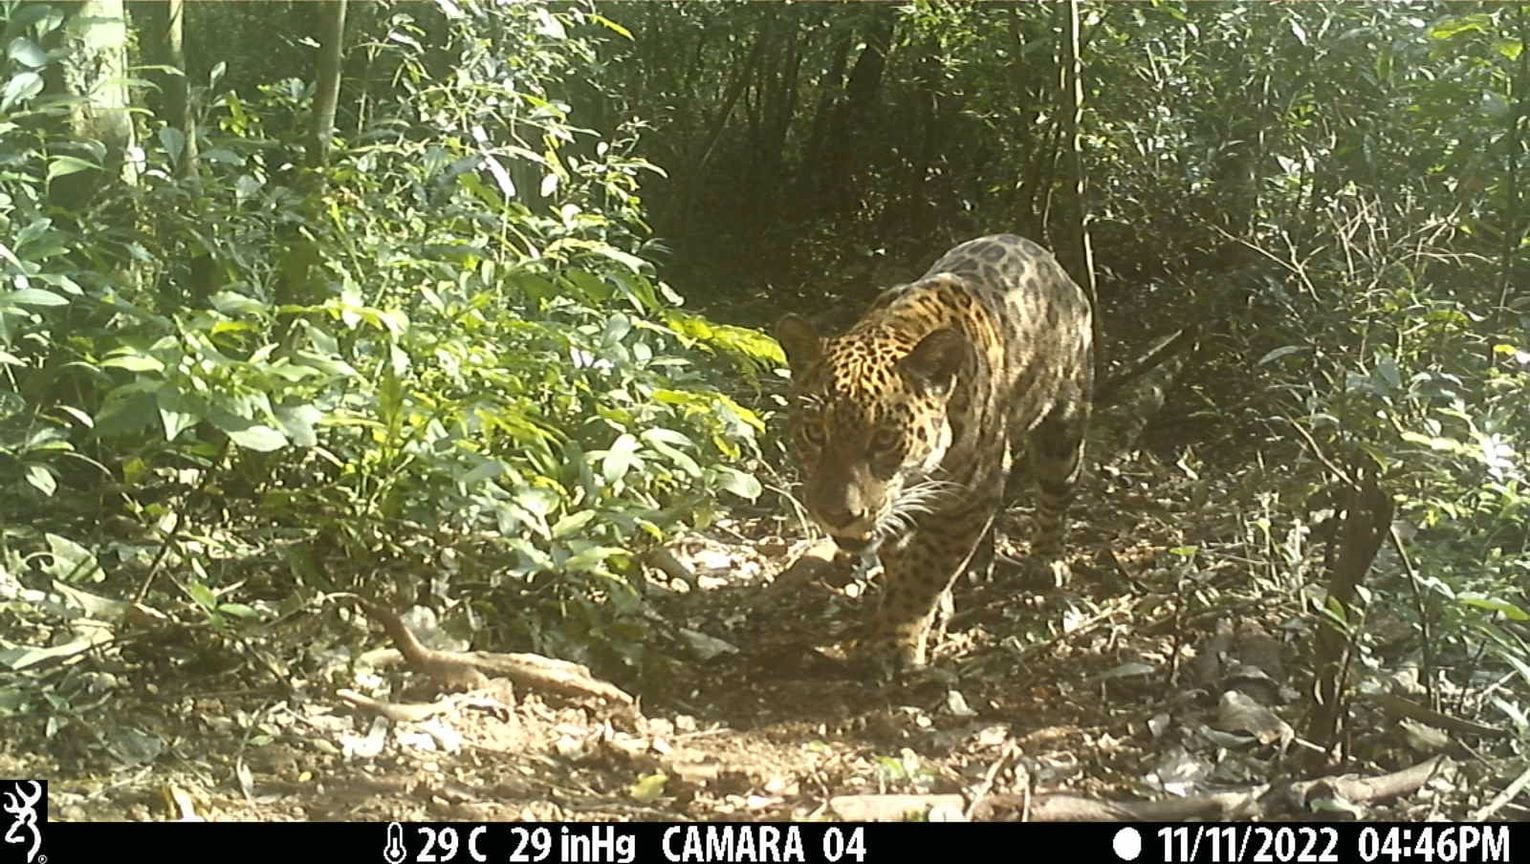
774,233,1094,674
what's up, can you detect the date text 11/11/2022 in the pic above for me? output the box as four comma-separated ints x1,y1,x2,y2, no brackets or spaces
1156,825,1510,864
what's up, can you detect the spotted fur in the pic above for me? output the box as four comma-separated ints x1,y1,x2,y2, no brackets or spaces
775,234,1093,674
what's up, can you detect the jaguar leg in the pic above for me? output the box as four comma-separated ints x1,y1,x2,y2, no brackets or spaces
860,495,996,676
1025,395,1089,586
965,522,996,583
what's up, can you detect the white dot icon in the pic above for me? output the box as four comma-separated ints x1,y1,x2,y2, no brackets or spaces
1113,827,1143,861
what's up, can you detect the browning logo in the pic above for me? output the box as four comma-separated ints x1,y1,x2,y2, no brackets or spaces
1,781,45,864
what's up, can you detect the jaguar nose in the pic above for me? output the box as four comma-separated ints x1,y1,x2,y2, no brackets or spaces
833,534,872,554
819,503,866,530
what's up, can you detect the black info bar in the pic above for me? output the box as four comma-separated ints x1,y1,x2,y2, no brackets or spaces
24,819,1523,864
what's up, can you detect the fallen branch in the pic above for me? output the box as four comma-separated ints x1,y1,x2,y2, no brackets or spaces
336,688,452,723
969,755,1451,822
768,538,853,593
1471,761,1530,821
1094,325,1200,409
645,546,699,589
829,794,966,821
972,788,1267,822
1283,755,1453,811
1360,692,1507,740
357,600,638,715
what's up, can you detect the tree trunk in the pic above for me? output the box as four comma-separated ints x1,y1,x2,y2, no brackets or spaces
1496,1,1529,329
1055,0,1102,381
820,6,895,214
307,0,348,171
752,9,802,231
797,27,853,217
1304,461,1393,769
138,0,196,177
51,0,136,206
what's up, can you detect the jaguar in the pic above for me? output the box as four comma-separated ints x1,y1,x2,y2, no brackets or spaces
775,233,1094,675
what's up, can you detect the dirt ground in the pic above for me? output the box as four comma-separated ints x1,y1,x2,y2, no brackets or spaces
2,448,1513,824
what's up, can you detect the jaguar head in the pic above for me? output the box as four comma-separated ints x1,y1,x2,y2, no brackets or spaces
774,313,970,552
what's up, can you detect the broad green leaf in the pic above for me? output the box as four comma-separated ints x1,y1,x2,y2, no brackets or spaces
46,155,100,183
712,466,761,501
100,354,164,373
1428,14,1490,40
0,71,43,112
3,288,68,307
459,459,505,486
25,464,55,496
158,127,185,164
225,424,288,452
1459,594,1530,622
186,580,218,613
600,433,643,484
156,387,201,442
275,404,322,448
641,428,702,478
7,37,48,68
563,545,626,573
56,405,93,428
44,533,103,583
210,291,266,317
552,509,597,539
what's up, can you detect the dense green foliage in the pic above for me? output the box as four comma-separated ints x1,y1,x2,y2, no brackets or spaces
1,1,775,683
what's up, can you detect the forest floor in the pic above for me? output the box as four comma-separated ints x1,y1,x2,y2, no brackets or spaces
4,440,1507,823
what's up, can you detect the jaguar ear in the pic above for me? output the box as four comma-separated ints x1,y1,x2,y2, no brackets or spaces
774,314,822,373
900,327,968,394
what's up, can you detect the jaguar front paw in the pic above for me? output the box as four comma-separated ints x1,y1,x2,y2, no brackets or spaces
851,633,925,684
1021,552,1071,588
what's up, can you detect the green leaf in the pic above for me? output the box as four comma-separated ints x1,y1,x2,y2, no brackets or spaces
628,772,667,803
0,71,43,112
600,433,643,484
712,466,762,501
7,37,48,69
228,425,287,452
46,155,101,183
186,580,218,613
100,354,164,373
158,126,185,164
275,404,322,448
25,464,56,496
156,387,201,442
563,545,626,573
44,533,104,583
3,288,68,308
552,509,598,539
1428,14,1490,40
591,13,633,39
1399,430,1467,454
210,291,267,317
56,405,93,429
641,428,702,478
1458,594,1530,622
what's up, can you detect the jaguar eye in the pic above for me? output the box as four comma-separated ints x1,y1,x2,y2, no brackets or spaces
800,424,827,448
869,427,901,453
